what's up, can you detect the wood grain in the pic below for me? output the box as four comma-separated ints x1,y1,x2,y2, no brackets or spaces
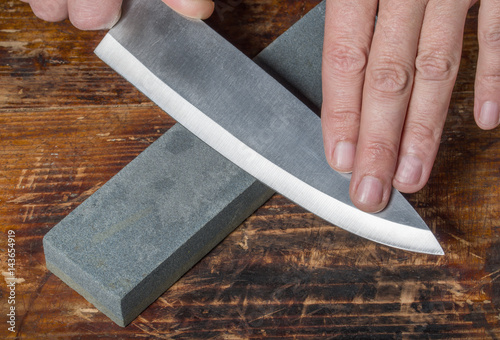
1,0,499,338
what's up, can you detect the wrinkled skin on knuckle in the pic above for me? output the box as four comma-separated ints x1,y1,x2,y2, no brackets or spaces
415,50,458,82
477,71,500,88
367,60,413,96
362,138,400,172
323,107,361,135
405,118,442,153
323,43,368,77
480,23,500,50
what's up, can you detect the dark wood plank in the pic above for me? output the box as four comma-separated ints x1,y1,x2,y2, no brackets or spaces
1,1,499,338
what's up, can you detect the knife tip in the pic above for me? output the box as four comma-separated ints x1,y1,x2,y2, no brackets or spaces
434,248,445,256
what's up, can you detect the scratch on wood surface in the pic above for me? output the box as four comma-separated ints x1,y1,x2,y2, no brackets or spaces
466,268,500,296
79,308,98,313
237,234,249,250
157,297,175,308
134,321,174,339
248,307,286,323
447,232,473,247
80,182,103,198
14,156,43,190
0,41,28,50
7,193,39,204
22,204,36,223
73,308,99,322
299,296,324,320
16,169,27,189
15,271,51,337
73,167,86,189
471,253,485,260
221,334,248,340
400,280,424,314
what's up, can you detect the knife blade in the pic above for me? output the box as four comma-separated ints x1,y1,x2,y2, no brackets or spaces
95,0,443,255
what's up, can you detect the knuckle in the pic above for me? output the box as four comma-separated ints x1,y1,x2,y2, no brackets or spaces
415,50,457,82
480,25,500,50
406,119,441,148
478,72,500,86
323,43,368,76
323,108,360,134
324,107,360,124
367,60,412,96
362,139,400,165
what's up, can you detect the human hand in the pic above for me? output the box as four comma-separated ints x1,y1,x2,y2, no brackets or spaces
21,0,214,30
321,0,499,213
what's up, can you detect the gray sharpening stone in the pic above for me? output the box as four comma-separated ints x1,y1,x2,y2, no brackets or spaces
44,124,273,326
44,1,326,327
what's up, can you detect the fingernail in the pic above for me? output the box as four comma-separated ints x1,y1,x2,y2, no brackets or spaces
355,176,383,207
394,155,423,186
103,8,122,29
479,101,500,127
163,0,215,20
332,141,355,172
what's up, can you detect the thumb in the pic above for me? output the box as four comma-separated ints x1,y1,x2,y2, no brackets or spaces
162,0,215,20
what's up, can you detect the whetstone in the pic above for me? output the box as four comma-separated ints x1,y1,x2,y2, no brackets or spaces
43,1,325,327
44,124,273,326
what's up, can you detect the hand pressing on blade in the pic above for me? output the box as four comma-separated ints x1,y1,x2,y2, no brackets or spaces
321,0,500,213
21,0,214,30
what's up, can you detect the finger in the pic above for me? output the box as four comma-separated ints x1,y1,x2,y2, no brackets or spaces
321,0,377,173
350,0,427,212
394,0,469,193
27,0,69,22
162,0,215,20
68,0,122,30
474,0,500,130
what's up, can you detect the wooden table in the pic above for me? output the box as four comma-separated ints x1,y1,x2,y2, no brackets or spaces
1,1,499,338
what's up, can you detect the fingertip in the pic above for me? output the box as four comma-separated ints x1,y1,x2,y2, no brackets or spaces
329,141,355,173
350,176,389,213
475,0,500,131
476,101,500,130
28,0,69,23
392,154,427,193
162,0,215,20
68,0,123,30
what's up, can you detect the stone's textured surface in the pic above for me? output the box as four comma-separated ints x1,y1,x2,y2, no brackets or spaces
254,1,325,109
44,124,274,326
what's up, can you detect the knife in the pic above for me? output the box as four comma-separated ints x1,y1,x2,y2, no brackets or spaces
95,0,443,255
